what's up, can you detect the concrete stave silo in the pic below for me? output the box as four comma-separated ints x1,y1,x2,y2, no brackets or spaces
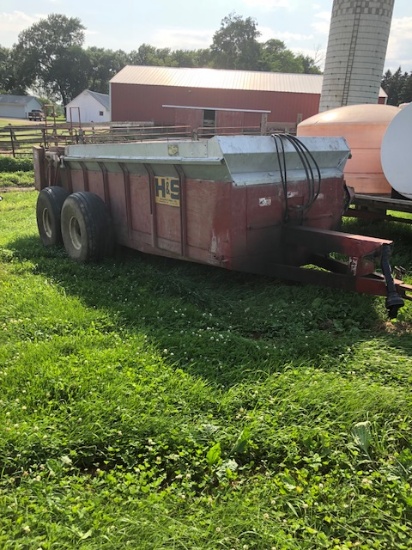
319,0,395,112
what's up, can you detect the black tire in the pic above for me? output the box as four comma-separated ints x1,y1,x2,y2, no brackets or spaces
36,186,70,247
61,191,114,262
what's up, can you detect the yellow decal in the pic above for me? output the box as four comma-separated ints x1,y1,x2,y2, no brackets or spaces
155,177,180,207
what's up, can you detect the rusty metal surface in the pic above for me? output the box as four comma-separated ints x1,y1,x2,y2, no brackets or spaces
353,193,412,214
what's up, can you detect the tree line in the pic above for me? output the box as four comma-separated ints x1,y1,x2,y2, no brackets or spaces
1,13,410,109
381,68,412,106
0,13,321,107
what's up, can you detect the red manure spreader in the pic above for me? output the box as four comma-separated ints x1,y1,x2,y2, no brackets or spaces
33,134,412,317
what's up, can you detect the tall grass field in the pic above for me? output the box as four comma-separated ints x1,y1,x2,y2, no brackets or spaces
0,190,412,549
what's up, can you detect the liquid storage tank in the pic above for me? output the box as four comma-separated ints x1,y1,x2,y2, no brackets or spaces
297,104,400,195
381,102,412,199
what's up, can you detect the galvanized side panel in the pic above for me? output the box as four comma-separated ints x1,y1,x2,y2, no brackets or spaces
63,136,350,189
215,135,350,186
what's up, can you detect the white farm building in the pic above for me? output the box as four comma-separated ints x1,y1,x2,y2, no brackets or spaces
0,95,43,119
66,89,110,123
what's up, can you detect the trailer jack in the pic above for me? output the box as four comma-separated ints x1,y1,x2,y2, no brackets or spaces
381,244,404,319
278,226,412,319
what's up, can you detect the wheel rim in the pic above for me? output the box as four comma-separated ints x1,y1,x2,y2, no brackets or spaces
69,216,82,250
42,208,52,238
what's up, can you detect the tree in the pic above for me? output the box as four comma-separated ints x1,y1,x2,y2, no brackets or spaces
128,44,172,66
0,46,10,93
399,73,412,104
259,40,321,74
381,68,409,105
211,13,261,70
295,53,322,75
260,39,300,72
13,14,86,104
86,47,128,93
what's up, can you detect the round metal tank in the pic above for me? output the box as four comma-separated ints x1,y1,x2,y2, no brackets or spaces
381,102,412,199
297,104,400,194
319,0,395,112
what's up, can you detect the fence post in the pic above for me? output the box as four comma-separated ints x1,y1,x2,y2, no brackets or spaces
9,126,16,157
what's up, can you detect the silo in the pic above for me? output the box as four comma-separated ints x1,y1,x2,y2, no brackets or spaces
319,0,395,112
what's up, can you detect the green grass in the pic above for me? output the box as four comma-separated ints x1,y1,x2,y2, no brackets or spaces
1,191,412,549
0,117,36,127
0,171,34,188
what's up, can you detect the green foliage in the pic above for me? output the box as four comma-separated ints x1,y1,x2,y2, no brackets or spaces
381,67,412,105
12,14,86,104
0,156,33,172
211,12,262,70
0,191,412,548
85,47,129,94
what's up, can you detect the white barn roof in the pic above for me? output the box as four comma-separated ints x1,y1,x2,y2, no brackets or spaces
66,90,110,110
0,94,41,106
110,66,324,94
110,66,387,98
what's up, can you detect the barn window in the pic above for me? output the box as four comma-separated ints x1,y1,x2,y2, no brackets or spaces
99,111,104,116
203,109,216,127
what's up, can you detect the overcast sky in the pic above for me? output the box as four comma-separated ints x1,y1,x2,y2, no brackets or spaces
1,0,411,72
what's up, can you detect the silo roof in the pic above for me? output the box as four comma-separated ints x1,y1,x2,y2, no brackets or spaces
110,65,324,94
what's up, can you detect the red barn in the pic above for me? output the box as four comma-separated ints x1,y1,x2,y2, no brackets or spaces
109,65,387,131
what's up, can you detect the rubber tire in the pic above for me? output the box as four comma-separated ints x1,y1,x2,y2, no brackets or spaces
61,191,114,262
36,186,70,246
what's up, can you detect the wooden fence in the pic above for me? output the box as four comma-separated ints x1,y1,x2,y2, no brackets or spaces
0,120,297,157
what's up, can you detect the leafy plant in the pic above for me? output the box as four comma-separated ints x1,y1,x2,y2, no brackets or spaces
0,156,33,172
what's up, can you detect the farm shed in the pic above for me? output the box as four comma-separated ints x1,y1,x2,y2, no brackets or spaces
110,66,388,131
65,89,110,123
0,94,42,119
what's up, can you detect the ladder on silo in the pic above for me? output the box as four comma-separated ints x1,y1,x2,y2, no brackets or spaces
341,12,361,106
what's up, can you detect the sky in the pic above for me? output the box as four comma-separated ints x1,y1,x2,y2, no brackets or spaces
1,0,412,72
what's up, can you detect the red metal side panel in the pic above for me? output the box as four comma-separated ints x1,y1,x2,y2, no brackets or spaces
243,111,263,128
64,158,347,277
156,203,181,243
186,180,226,250
70,169,86,193
174,108,203,128
303,177,345,230
87,171,104,198
245,184,284,255
130,175,151,234
216,110,244,129
110,83,320,126
107,171,128,240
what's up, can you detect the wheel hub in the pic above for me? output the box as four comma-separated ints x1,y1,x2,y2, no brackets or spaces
69,216,82,250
